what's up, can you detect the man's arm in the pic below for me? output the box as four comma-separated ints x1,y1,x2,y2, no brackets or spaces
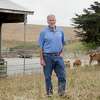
38,31,46,66
59,49,64,57
59,30,65,57
40,49,46,66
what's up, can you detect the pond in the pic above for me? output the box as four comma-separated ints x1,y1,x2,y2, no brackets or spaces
4,57,42,75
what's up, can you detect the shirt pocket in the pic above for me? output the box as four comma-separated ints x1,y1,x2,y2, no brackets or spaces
44,33,53,42
54,32,62,41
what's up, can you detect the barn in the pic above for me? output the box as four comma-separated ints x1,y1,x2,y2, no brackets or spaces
0,0,34,76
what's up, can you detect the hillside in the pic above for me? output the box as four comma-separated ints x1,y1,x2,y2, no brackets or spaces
2,23,77,42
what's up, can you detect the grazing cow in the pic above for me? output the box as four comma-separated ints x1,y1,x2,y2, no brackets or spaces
64,60,71,68
89,52,100,65
73,59,82,67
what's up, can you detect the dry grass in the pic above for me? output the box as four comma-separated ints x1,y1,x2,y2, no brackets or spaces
2,24,76,42
0,65,100,100
1,21,99,100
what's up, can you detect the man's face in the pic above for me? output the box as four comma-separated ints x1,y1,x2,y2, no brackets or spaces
47,16,56,27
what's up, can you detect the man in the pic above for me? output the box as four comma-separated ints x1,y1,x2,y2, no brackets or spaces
38,14,67,97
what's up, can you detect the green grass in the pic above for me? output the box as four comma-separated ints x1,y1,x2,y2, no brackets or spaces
2,40,39,50
2,40,98,57
64,41,100,54
0,65,100,100
64,41,88,53
2,40,88,56
2,40,40,57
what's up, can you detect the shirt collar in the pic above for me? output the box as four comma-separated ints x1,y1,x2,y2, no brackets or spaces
48,26,56,32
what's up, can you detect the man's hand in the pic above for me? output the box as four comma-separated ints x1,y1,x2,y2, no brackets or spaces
59,52,63,58
40,49,46,67
40,59,46,67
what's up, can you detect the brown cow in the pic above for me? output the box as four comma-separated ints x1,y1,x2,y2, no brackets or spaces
89,52,100,65
73,59,82,67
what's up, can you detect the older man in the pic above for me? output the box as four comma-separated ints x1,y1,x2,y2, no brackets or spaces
38,14,67,97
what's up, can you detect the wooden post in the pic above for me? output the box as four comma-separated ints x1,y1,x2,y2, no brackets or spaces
0,23,7,77
23,14,27,74
0,23,2,59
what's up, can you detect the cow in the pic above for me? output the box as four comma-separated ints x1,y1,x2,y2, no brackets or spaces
89,52,100,65
73,59,82,67
64,60,71,68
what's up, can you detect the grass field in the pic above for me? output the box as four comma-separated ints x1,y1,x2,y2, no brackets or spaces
1,24,100,100
2,24,76,42
0,65,100,100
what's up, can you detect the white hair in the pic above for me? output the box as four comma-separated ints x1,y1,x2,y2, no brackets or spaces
47,14,56,19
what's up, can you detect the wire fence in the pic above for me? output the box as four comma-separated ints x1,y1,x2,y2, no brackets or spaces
0,52,42,76
0,49,90,77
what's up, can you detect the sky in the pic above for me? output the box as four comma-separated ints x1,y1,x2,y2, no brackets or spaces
11,0,98,26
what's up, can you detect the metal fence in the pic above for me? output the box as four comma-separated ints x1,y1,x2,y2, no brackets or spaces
0,49,90,77
0,49,41,76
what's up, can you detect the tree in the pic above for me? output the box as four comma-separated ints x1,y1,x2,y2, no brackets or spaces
72,1,100,48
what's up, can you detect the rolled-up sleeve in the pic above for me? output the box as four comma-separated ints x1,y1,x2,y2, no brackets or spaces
38,31,45,49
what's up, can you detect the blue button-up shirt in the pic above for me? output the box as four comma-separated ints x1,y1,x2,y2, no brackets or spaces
38,26,65,53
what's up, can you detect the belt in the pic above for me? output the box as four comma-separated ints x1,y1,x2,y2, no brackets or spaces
43,52,60,56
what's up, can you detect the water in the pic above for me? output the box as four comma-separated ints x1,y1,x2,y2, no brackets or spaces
3,55,95,76
4,57,42,75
